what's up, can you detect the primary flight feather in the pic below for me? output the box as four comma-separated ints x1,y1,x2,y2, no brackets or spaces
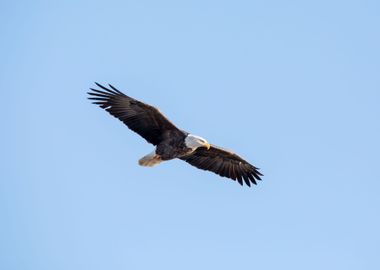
88,83,263,187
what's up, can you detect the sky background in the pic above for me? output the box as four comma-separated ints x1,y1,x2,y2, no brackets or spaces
1,0,379,269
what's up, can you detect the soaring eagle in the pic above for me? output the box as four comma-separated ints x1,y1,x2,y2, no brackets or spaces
88,83,262,187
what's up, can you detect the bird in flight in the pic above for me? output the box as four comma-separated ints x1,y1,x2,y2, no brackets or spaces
88,83,262,187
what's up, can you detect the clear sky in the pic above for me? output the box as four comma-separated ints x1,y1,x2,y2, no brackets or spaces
1,0,379,269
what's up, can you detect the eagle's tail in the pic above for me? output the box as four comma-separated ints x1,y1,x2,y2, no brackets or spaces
138,151,162,167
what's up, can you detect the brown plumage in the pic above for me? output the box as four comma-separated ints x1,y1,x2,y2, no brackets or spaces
88,83,183,145
88,83,263,187
180,146,262,187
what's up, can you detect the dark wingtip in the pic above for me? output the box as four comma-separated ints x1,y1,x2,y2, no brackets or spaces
255,169,263,180
87,88,99,100
94,82,112,92
96,82,108,91
108,84,124,95
108,83,117,91
87,92,94,100
248,174,257,185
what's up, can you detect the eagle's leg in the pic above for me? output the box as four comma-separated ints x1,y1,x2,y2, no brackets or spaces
138,151,162,167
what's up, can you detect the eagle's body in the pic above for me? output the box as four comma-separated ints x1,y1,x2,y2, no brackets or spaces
88,83,262,187
139,134,205,167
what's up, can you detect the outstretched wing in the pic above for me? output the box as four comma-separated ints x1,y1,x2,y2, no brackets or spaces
88,83,182,145
180,145,262,187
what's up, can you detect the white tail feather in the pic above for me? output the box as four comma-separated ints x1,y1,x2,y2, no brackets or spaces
138,151,162,167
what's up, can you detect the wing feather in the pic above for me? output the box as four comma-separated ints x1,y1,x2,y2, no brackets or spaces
88,83,183,145
180,145,262,187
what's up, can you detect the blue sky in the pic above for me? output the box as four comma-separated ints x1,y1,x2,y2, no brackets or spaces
1,0,379,269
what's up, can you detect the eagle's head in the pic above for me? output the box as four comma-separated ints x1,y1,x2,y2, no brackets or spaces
185,134,211,151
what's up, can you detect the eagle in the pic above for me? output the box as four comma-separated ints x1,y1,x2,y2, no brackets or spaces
88,83,262,187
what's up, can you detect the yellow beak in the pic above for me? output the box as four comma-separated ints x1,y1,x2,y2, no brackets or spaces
205,143,211,150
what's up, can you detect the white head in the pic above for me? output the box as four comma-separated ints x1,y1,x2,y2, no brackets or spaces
185,134,211,151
